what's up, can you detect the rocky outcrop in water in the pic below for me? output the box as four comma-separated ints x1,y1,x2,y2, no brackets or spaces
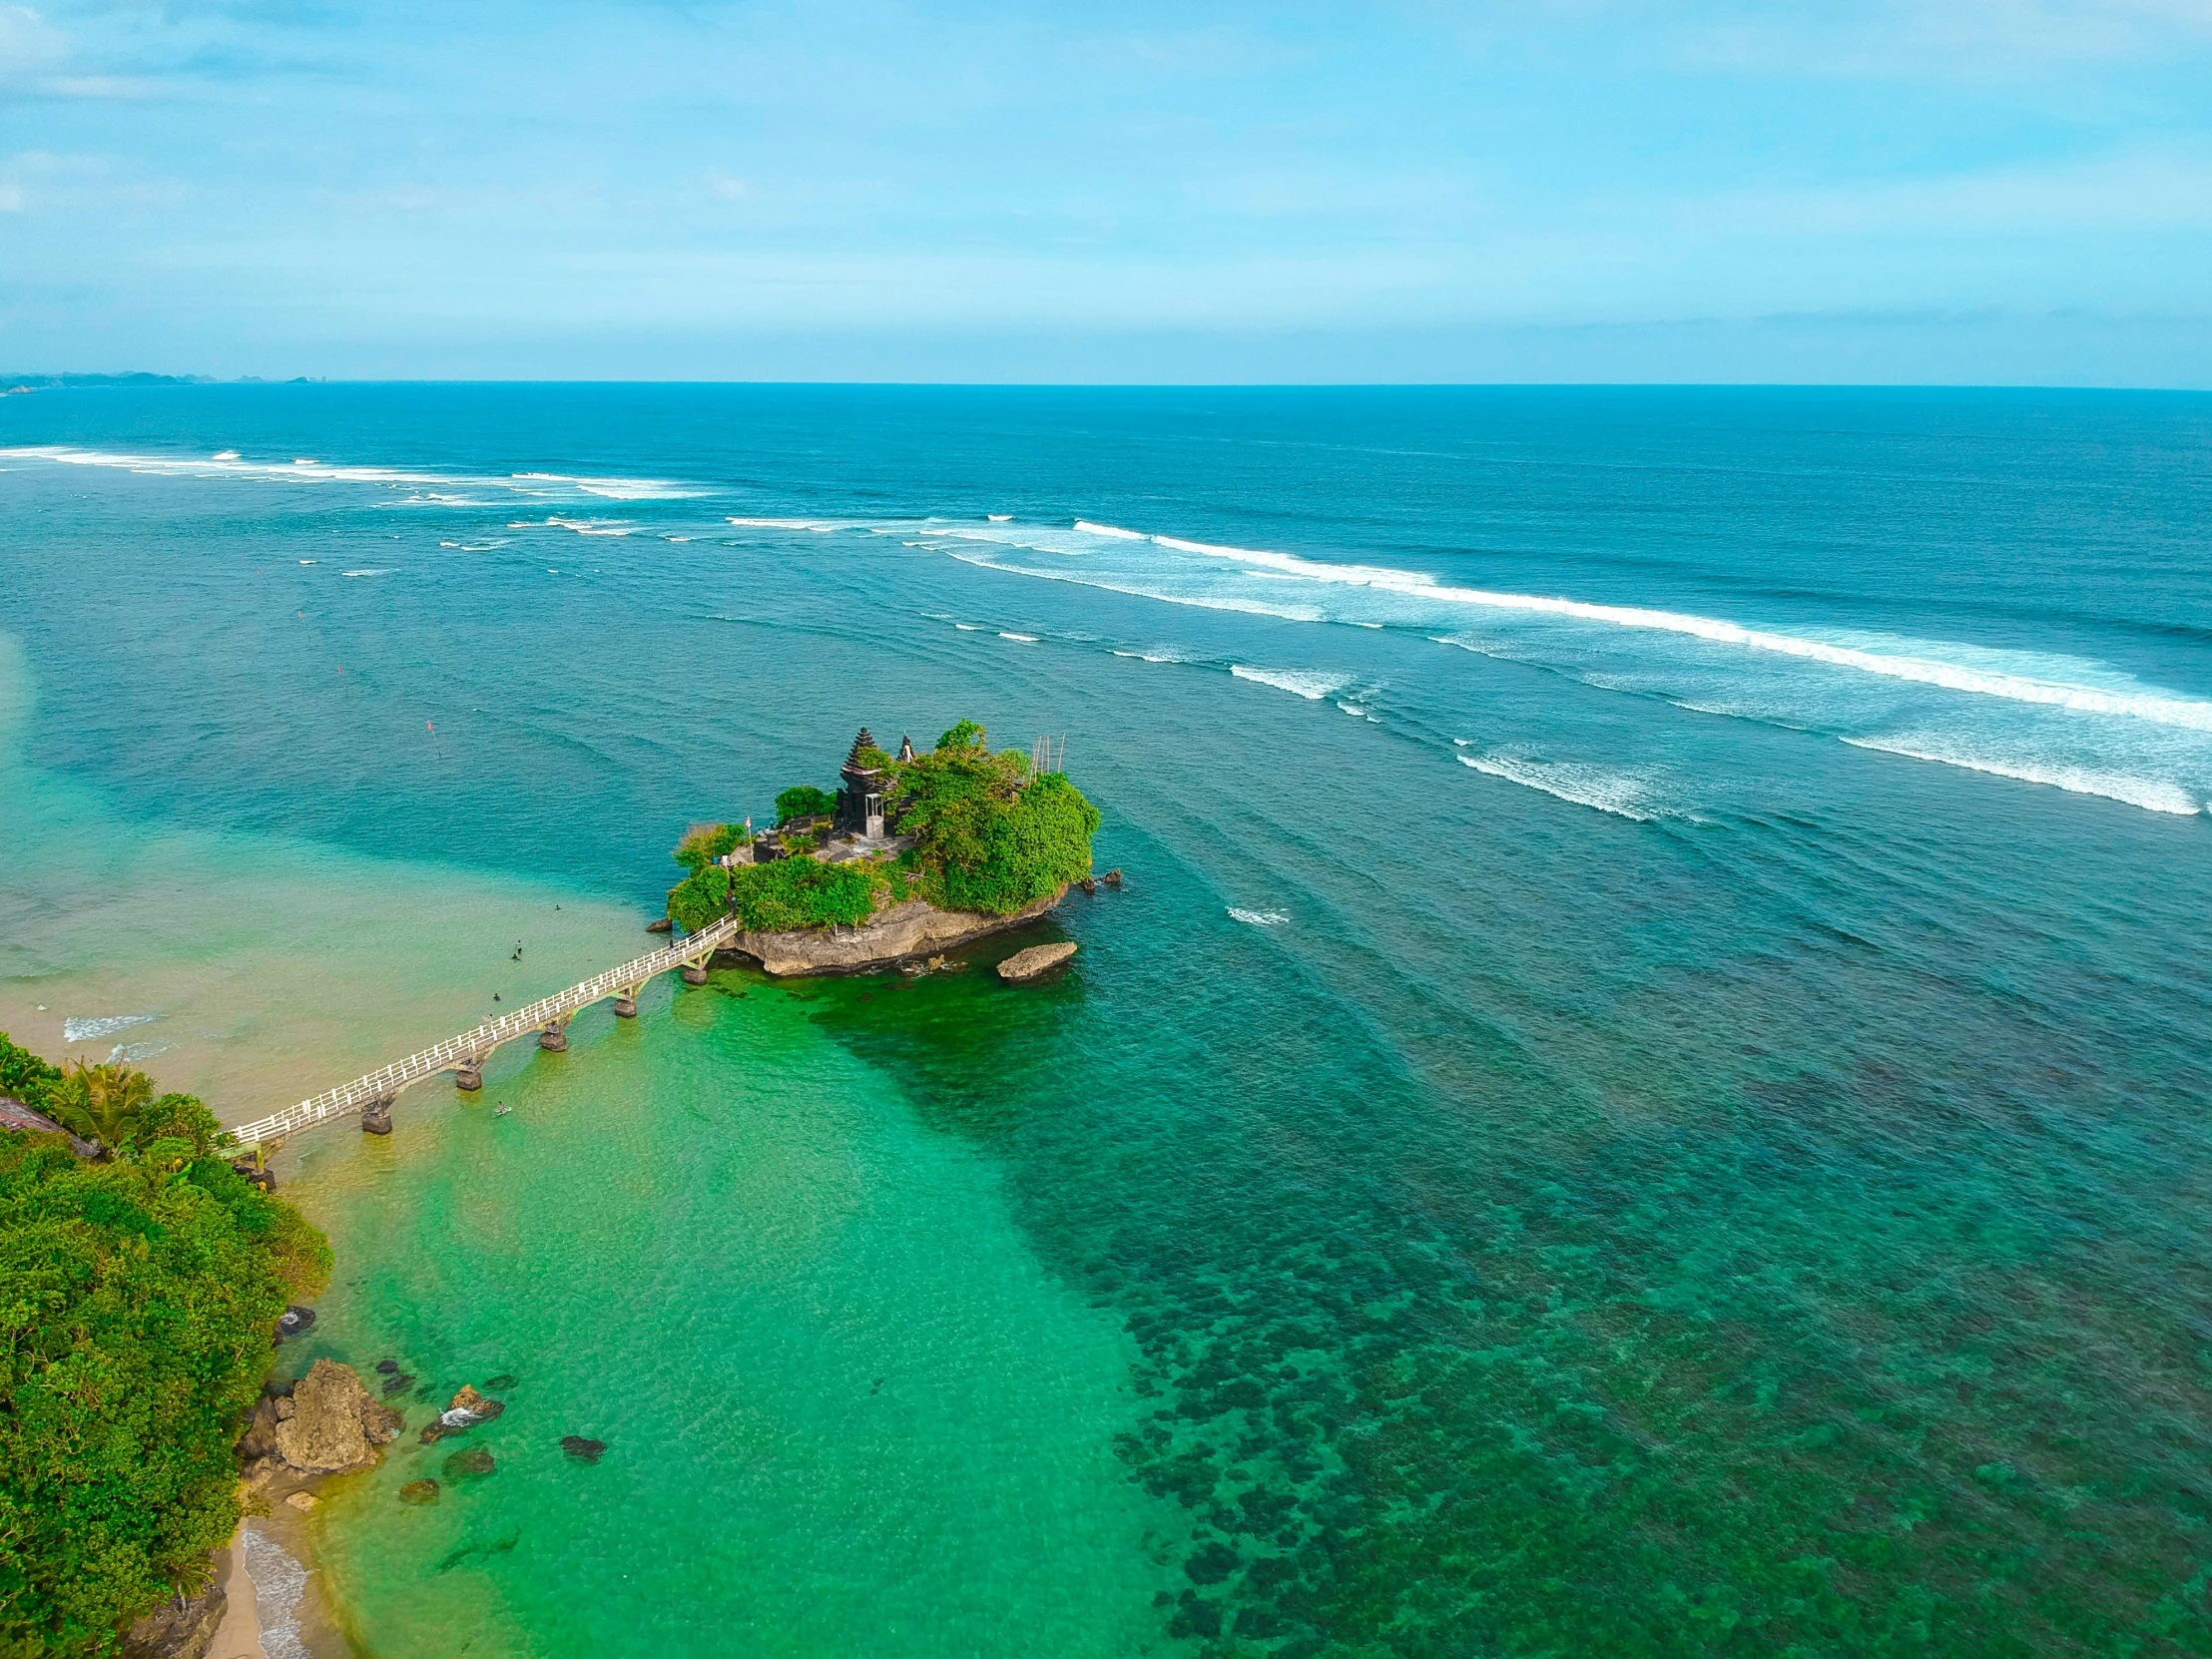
241,1360,402,1482
996,941,1078,983
725,887,1067,977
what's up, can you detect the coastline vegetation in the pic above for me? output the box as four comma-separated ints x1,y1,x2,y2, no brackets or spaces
665,720,1098,935
0,1032,330,1657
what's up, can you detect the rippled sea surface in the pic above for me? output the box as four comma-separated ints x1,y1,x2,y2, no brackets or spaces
5,385,2212,1656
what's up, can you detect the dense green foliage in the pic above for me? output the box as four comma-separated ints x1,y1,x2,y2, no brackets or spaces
727,857,883,931
0,1046,330,1657
892,723,1099,915
667,862,732,933
774,786,834,826
671,823,746,874
0,1036,59,1115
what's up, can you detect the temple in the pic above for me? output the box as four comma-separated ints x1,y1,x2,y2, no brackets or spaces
833,728,887,839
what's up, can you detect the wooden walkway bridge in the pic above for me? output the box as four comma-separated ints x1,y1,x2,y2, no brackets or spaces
229,915,746,1149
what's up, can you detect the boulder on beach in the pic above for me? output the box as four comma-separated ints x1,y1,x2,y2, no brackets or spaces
398,1479,440,1506
996,941,1078,984
284,1491,318,1512
121,1561,226,1659
268,1360,402,1475
560,1435,607,1462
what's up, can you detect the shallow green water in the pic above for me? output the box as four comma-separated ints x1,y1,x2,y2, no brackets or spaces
281,979,1189,1657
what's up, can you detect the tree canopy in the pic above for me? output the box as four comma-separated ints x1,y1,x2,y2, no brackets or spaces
0,1036,330,1657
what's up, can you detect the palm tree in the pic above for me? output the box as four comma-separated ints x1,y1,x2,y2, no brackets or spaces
50,1061,155,1153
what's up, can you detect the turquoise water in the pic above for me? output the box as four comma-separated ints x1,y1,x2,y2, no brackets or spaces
5,385,2212,1655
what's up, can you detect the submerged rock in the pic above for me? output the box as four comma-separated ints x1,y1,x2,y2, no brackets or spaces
284,1491,318,1512
443,1447,496,1479
482,1373,517,1390
397,1479,440,1506
559,1435,607,1462
996,941,1078,983
273,1304,315,1344
380,1373,414,1397
374,1359,398,1375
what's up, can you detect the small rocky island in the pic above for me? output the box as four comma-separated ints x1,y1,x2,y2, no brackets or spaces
665,721,1101,976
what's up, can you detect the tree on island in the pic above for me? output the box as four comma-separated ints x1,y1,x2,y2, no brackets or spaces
46,1060,156,1153
0,1032,332,1657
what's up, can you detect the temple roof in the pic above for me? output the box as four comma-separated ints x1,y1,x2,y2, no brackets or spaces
843,728,879,774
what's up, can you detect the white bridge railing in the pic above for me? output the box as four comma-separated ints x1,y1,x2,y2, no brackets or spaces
230,914,747,1148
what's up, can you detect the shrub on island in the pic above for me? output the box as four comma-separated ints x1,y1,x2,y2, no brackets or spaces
0,1037,331,1657
892,722,1099,915
773,785,834,827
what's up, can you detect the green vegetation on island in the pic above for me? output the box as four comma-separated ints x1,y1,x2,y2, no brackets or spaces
667,720,1099,935
0,1032,331,1657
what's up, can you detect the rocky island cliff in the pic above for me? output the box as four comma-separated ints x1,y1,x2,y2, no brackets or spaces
664,721,1099,977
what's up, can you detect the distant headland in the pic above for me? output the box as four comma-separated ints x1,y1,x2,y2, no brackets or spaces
1,372,325,394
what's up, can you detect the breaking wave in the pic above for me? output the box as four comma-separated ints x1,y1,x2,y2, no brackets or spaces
64,1013,157,1044
1228,908,1291,926
1459,753,1659,822
1,446,704,501
1842,736,2202,816
1231,665,1352,700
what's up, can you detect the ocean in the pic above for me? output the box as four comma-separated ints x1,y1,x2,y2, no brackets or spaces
3,383,2210,1656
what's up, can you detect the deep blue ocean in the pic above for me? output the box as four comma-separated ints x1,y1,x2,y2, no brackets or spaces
5,384,2212,1657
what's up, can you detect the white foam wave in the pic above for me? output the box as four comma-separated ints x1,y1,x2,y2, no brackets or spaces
1025,520,2212,734
1841,736,2202,815
953,622,983,631
0,446,699,501
340,568,391,577
64,1013,156,1044
546,517,631,536
1228,907,1290,925
987,513,1012,521
939,547,1329,624
998,632,1038,643
1231,665,1351,700
1112,649,1188,664
1459,753,1657,822
239,1523,311,1659
511,472,704,500
727,515,841,532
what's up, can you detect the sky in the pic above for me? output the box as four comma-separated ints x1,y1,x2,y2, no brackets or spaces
2,0,2209,383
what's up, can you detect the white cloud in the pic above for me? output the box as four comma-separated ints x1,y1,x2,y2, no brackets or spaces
704,172,753,203
0,183,21,212
0,4,65,78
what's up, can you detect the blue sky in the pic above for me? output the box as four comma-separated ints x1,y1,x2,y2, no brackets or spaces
3,0,2209,382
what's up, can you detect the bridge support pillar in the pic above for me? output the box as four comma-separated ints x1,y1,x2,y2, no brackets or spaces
613,984,640,1018
361,1097,393,1136
455,1058,483,1092
539,1014,572,1052
682,963,709,986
